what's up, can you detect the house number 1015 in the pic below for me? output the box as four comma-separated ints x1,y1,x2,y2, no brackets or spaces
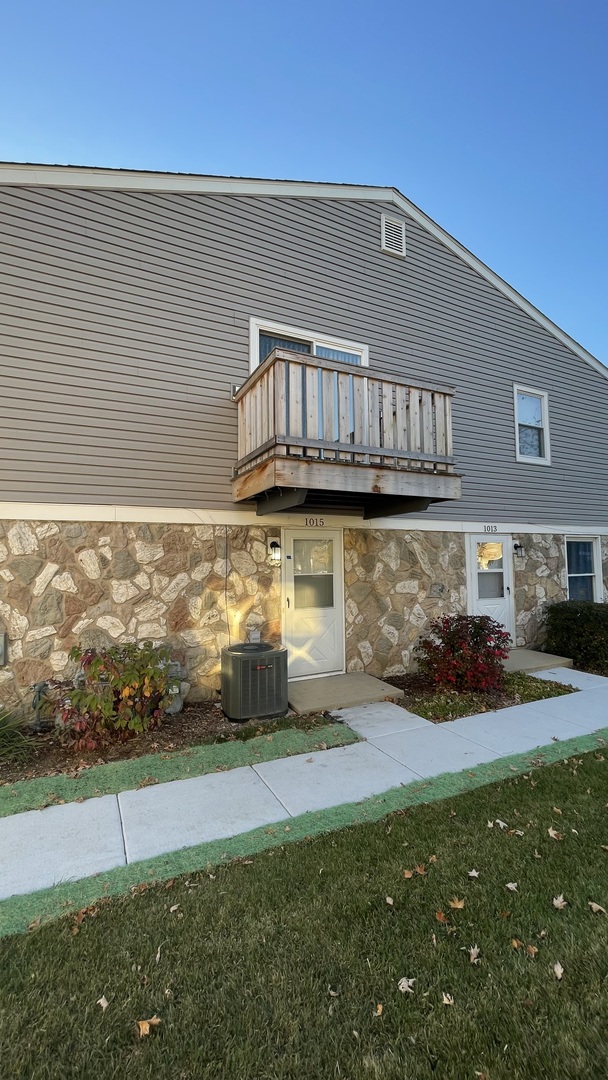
305,517,325,526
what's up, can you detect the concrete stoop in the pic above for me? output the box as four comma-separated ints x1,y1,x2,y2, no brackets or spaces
288,672,404,714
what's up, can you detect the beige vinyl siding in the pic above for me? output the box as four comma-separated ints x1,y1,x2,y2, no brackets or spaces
0,184,607,522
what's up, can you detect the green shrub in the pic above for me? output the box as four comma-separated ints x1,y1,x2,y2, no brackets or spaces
415,614,511,692
49,641,176,751
0,706,32,764
546,601,608,674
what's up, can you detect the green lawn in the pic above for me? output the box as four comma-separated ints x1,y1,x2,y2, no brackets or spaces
2,752,608,1079
401,671,577,723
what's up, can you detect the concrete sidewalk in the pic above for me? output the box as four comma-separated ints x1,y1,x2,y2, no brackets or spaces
1,667,607,902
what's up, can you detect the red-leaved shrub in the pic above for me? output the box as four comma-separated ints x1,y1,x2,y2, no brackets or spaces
415,614,511,693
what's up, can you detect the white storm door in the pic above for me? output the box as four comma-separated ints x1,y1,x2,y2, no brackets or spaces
467,535,515,639
283,529,345,679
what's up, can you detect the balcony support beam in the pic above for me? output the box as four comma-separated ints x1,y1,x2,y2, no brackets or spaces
255,488,308,515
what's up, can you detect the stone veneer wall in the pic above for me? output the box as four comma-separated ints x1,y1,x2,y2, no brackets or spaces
0,521,280,706
512,533,567,648
343,529,467,676
2,521,607,706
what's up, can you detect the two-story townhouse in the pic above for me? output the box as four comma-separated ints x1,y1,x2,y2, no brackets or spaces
0,163,606,705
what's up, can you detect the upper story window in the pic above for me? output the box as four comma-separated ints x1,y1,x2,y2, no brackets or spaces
566,538,602,601
250,318,369,372
514,385,550,465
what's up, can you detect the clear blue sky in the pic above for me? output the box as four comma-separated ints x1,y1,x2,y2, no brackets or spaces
1,0,606,361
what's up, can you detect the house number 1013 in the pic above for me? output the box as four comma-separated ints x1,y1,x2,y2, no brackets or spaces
305,517,325,526
483,524,498,533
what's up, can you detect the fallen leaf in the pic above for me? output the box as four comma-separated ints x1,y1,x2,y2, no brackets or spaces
553,807,562,815
169,904,180,914
449,897,465,909
415,864,427,876
305,757,314,763
403,869,414,879
526,945,538,958
442,993,454,1006
467,944,481,965
553,961,564,981
498,910,511,919
328,986,340,997
385,896,394,907
548,827,563,841
468,869,480,878
571,829,579,835
435,910,448,924
553,894,568,910
511,938,523,950
155,945,162,964
589,901,607,914
136,1015,161,1038
429,855,438,863
431,933,437,947
601,845,608,853
487,820,494,828
533,850,542,859
97,996,109,1011
538,929,548,939
505,882,518,892
374,1003,383,1017
398,977,416,994
475,1073,488,1080
496,819,508,830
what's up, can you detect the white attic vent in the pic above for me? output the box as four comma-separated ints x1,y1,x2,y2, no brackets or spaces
381,214,406,258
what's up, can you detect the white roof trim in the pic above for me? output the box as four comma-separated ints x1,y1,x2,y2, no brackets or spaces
0,162,605,381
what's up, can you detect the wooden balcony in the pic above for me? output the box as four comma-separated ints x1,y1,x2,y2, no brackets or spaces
232,349,461,517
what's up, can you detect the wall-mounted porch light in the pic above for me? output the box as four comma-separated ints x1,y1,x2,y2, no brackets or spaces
268,540,281,564
513,542,525,560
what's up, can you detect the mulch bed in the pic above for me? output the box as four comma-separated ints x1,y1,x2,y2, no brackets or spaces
383,672,514,714
0,701,325,786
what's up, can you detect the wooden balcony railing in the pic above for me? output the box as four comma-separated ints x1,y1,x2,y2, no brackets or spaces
232,349,461,510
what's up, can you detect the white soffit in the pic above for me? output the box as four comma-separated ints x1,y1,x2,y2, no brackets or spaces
0,162,605,382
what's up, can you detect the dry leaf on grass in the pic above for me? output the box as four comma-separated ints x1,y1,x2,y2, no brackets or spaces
526,945,538,958
328,986,340,997
374,1003,383,1017
415,864,427,876
385,896,394,906
449,897,465,910
533,850,542,859
589,901,607,914
496,819,508,830
136,1016,161,1038
553,894,568,910
511,938,523,950
505,882,518,892
398,977,416,994
429,855,438,863
553,807,562,815
442,993,454,1006
548,827,564,841
468,869,480,878
435,910,448,924
155,945,162,964
553,962,564,981
467,944,481,965
403,869,414,879
97,996,109,1011
169,904,180,914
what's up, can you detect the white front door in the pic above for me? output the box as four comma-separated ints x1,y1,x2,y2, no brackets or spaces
283,528,345,679
467,534,515,640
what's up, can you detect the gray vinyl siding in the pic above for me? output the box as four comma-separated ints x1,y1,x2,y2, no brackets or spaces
0,183,607,524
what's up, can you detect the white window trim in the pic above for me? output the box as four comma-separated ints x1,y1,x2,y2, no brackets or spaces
249,317,369,373
565,535,604,602
513,384,551,465
380,213,407,258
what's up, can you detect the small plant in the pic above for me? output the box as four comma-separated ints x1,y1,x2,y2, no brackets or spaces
415,614,511,693
0,706,32,764
51,641,176,751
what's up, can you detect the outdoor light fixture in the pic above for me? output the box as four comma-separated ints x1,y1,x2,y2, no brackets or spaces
268,540,281,563
513,542,525,559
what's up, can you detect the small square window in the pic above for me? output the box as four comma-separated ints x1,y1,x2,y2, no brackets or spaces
566,538,600,602
514,385,550,464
